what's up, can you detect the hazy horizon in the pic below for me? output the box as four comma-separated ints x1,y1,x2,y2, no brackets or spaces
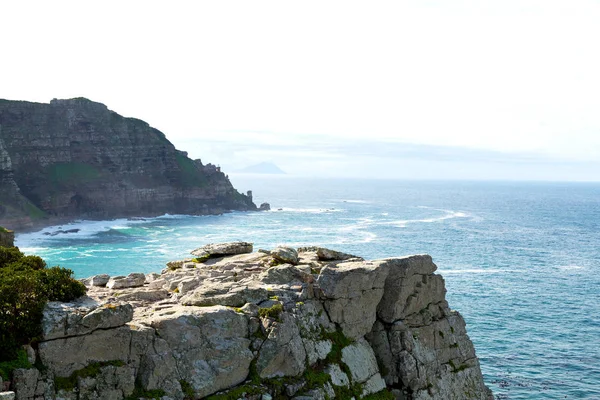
2,1,599,181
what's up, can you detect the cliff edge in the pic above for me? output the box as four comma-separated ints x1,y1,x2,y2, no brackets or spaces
3,243,492,400
0,98,256,230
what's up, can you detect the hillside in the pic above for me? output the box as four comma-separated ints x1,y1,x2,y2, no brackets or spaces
0,98,257,230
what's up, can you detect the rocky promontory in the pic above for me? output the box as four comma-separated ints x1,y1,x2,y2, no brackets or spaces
2,243,492,400
0,98,258,230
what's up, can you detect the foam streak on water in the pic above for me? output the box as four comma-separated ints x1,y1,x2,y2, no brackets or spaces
14,178,600,399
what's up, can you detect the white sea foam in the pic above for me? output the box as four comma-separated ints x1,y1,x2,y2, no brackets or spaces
381,210,469,227
556,265,585,271
15,217,150,247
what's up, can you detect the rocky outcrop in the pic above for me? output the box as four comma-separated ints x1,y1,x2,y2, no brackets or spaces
2,244,493,400
0,227,14,248
0,98,258,230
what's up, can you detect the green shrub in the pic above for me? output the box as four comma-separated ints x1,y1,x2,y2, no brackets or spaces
0,246,87,362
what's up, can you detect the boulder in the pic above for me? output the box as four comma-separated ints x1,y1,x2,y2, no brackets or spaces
106,273,146,289
190,242,253,258
270,246,299,265
90,274,110,287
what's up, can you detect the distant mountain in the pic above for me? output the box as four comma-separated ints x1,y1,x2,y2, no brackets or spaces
236,162,286,174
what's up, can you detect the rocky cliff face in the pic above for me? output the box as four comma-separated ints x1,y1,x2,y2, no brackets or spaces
2,244,492,400
0,228,14,247
0,98,256,230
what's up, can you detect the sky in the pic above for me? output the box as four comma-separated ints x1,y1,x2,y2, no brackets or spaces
1,0,600,180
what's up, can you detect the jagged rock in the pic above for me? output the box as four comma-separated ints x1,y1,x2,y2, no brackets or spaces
107,273,146,289
270,246,299,265
259,202,271,211
317,260,389,339
377,255,442,323
12,244,491,400
191,241,253,258
0,392,15,400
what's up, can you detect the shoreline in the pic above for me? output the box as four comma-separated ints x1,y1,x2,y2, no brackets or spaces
10,208,262,235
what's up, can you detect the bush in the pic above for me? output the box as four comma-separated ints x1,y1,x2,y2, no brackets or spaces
0,245,87,362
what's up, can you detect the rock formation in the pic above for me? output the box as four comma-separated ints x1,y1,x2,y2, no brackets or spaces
0,98,257,230
0,227,14,247
1,243,492,400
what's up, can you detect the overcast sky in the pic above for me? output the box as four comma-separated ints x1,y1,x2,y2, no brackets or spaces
2,1,600,180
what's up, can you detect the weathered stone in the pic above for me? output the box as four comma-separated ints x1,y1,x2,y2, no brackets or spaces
361,373,387,396
144,305,253,398
20,247,490,400
12,369,39,400
115,289,169,303
260,265,309,285
327,364,350,387
90,274,110,287
177,277,201,294
377,255,444,323
42,300,132,341
318,261,389,339
341,338,380,384
270,246,298,265
257,313,307,378
39,327,132,377
191,242,253,257
106,273,146,289
0,392,15,400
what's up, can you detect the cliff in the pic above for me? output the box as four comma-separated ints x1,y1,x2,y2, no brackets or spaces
2,243,492,400
0,227,14,247
0,98,257,230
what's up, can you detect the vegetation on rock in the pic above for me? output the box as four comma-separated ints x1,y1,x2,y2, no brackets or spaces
54,360,126,391
0,245,87,362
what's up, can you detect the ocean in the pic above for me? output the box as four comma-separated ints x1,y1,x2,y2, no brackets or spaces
15,176,600,399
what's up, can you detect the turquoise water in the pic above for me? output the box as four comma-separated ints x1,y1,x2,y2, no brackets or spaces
15,177,600,399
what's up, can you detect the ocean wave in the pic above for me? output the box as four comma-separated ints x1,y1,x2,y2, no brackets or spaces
382,210,469,227
15,217,150,247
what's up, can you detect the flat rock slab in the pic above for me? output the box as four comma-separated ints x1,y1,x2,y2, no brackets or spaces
191,242,253,258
